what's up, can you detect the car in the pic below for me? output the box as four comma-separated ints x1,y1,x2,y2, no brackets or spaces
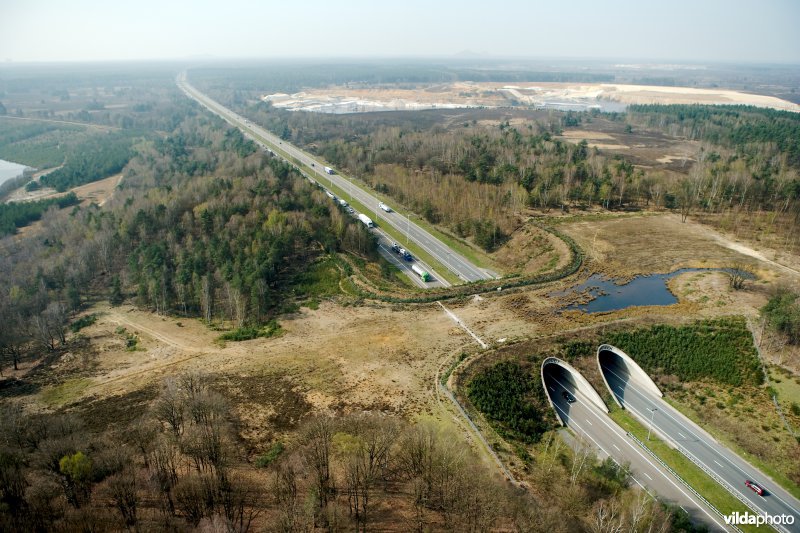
562,391,576,403
346,207,355,214
379,202,392,212
390,243,401,253
399,248,412,261
745,480,765,496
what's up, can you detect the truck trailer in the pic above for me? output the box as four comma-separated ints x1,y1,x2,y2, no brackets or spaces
411,264,431,282
358,213,374,228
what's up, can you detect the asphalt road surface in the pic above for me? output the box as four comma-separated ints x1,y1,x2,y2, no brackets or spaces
177,72,494,284
601,357,800,533
543,364,735,531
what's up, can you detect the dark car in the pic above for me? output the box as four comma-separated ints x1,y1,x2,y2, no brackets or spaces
745,480,765,496
391,243,401,253
562,390,576,403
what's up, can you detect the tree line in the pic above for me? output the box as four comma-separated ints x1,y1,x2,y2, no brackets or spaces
40,132,137,192
0,372,687,531
0,107,377,373
239,102,800,254
0,192,79,237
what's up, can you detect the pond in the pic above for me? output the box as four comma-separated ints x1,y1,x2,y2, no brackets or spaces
0,159,30,186
553,268,752,313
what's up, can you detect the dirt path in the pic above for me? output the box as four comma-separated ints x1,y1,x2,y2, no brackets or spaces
7,173,123,206
106,309,208,353
676,214,800,277
0,115,119,130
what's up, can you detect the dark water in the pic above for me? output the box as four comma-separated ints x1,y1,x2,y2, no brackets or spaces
553,268,752,313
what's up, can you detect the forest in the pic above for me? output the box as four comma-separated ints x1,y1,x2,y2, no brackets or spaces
220,98,800,255
0,192,79,237
191,62,613,99
762,288,800,345
0,370,690,532
0,374,511,531
40,132,137,192
0,83,378,371
627,104,800,169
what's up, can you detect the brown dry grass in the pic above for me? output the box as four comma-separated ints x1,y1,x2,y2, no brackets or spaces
10,204,800,491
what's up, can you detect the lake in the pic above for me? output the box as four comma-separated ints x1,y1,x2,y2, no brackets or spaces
553,268,753,313
0,159,30,186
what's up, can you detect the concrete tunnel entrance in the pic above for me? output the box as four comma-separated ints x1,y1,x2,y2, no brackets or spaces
541,357,608,426
597,344,662,409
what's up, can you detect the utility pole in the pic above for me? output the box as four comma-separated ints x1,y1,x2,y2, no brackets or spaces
647,408,658,441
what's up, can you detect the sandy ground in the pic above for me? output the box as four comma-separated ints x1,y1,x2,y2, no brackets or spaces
6,173,122,206
7,206,800,483
263,82,800,113
559,212,799,281
24,210,799,418
43,302,479,415
559,130,631,150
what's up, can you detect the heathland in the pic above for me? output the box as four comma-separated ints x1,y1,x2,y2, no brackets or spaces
1,61,799,531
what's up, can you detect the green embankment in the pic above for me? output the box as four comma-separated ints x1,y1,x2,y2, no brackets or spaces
610,408,760,533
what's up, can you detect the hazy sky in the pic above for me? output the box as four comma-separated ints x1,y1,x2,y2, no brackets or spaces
2,0,799,64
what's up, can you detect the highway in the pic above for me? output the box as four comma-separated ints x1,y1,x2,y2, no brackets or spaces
601,358,800,533
543,366,733,531
176,72,495,284
374,226,449,288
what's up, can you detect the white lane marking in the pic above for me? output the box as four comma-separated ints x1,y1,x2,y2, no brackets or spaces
547,376,728,531
585,419,593,426
184,80,486,282
613,444,621,451
714,460,724,468
644,472,653,480
678,432,687,439
603,368,793,522
549,386,555,392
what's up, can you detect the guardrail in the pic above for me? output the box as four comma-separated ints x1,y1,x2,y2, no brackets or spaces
674,441,765,518
627,431,744,533
438,381,519,486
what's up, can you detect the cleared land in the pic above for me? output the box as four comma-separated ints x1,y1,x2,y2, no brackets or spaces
6,172,122,206
262,82,800,113
5,171,800,523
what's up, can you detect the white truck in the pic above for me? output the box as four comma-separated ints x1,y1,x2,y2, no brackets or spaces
378,202,392,212
324,166,335,175
358,213,374,228
411,264,431,282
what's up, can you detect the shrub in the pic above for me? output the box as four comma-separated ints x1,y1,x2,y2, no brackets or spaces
467,361,552,443
70,314,97,333
218,320,282,342
255,442,284,468
607,317,763,386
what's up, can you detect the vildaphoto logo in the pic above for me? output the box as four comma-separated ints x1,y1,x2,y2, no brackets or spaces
724,511,795,526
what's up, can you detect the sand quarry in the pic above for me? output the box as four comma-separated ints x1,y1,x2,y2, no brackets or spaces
263,82,800,113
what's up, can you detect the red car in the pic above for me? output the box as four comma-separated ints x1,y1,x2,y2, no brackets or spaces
745,480,765,496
